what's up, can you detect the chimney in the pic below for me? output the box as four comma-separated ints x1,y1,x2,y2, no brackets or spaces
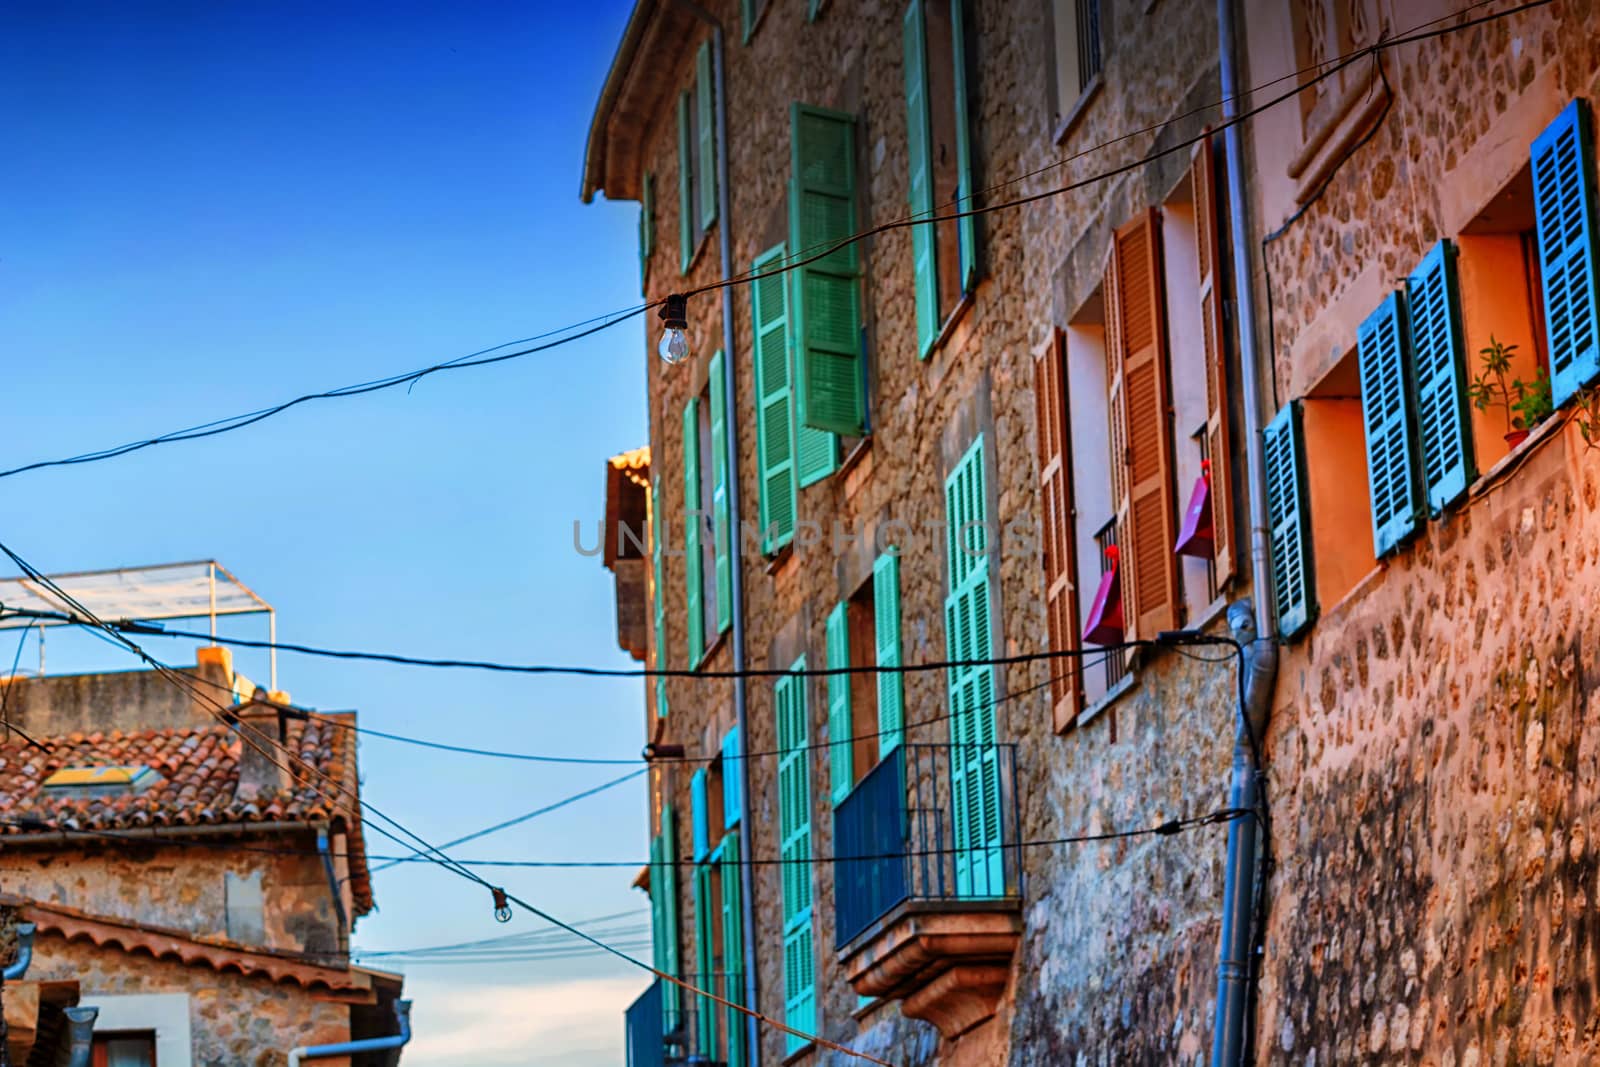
234,688,289,801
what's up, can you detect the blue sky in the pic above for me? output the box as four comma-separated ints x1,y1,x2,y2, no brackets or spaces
1,2,648,1062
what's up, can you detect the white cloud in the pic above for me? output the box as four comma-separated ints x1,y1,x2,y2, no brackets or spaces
402,974,649,1066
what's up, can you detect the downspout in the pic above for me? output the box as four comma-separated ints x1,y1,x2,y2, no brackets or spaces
288,999,411,1067
665,2,761,1058
2,923,34,980
64,1006,98,1067
1211,0,1280,1063
317,829,350,945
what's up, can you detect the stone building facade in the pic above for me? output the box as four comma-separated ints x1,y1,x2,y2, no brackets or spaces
0,647,405,1066
586,0,1600,1063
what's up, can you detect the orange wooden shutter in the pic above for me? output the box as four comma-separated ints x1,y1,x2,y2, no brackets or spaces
1103,241,1132,637
1033,329,1082,732
1192,137,1238,587
1109,209,1180,640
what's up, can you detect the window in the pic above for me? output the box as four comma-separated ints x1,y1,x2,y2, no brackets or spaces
691,731,746,1064
1048,0,1103,127
677,42,717,274
904,0,978,356
774,661,815,1051
826,550,904,801
93,1035,155,1067
1299,344,1376,613
683,361,730,666
715,831,747,1067
649,805,683,1024
1032,329,1084,730
224,870,264,944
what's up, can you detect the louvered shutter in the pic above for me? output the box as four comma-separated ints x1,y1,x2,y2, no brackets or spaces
649,832,668,1009
1532,99,1600,408
690,767,710,863
741,0,755,40
1406,240,1474,513
873,551,904,755
1264,403,1315,640
951,0,977,292
682,398,705,665
1034,331,1083,732
708,350,732,633
720,727,742,828
651,478,669,720
639,172,655,290
678,92,693,274
692,863,716,1051
826,601,853,804
782,923,816,1053
752,245,798,551
696,43,717,232
943,437,1002,898
795,419,838,488
655,806,682,1019
1191,138,1238,585
1357,292,1423,557
1103,244,1133,632
774,663,813,924
789,103,866,437
903,0,940,357
719,832,746,1067
1108,210,1180,639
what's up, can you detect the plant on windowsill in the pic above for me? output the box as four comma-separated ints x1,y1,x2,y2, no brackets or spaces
1468,336,1553,448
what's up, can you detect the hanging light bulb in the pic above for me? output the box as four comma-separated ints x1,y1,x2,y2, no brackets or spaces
657,293,690,365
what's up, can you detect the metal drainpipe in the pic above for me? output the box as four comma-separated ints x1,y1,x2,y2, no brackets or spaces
316,829,350,943
2,924,34,981
1211,0,1281,1062
665,3,760,1060
287,999,412,1067
64,1006,98,1067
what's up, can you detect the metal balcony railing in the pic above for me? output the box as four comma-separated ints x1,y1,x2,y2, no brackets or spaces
625,980,665,1067
625,974,745,1067
833,742,1021,949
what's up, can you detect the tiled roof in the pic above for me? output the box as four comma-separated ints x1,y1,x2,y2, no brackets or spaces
0,715,373,916
609,445,651,487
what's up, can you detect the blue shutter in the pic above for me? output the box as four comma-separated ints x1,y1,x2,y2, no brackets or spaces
1532,98,1600,408
721,727,742,828
1405,240,1474,514
1357,292,1423,557
903,0,940,357
690,767,710,863
1264,403,1315,641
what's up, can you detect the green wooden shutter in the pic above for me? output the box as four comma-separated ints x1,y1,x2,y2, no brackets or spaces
752,244,798,551
741,0,756,41
1532,98,1600,408
690,767,710,863
782,923,816,1053
708,350,732,634
903,0,940,357
950,0,977,292
807,0,824,21
826,600,853,804
1405,240,1474,514
639,171,655,290
651,478,669,720
873,550,904,755
692,863,716,1052
1357,292,1423,558
654,806,682,1020
720,727,742,828
795,420,838,488
696,43,717,233
774,662,813,924
1264,403,1315,641
678,92,694,274
718,832,746,1067
942,437,1002,898
683,398,705,666
789,103,866,437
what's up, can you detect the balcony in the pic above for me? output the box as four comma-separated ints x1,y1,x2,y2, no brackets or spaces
624,974,745,1067
833,743,1023,1039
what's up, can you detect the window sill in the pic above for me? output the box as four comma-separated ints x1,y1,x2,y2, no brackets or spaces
852,995,885,1021
764,541,795,577
1468,411,1567,501
838,436,872,479
694,627,729,672
782,1042,817,1066
1052,73,1103,147
1076,670,1136,729
680,225,716,278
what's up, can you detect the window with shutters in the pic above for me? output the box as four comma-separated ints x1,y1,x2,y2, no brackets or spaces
827,562,899,803
774,660,816,1051
1032,329,1084,731
639,171,655,291
1048,0,1103,140
1299,346,1378,612
904,0,979,357
650,478,670,720
676,42,718,275
650,805,683,1024
684,375,727,667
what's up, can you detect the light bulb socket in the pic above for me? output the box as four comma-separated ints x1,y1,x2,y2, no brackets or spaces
659,293,688,331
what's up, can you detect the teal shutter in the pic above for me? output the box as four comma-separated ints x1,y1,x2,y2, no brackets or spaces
708,350,732,634
751,245,799,551
639,172,655,290
683,398,705,666
721,726,742,828
1264,403,1316,641
1405,240,1474,514
807,0,824,21
950,0,977,293
782,923,816,1053
774,659,815,1050
1357,292,1423,557
942,437,1002,898
1532,98,1600,408
873,550,904,755
826,601,853,804
719,832,746,1067
741,0,755,41
692,864,716,1051
678,92,694,274
653,807,682,1020
795,420,838,488
652,479,669,720
903,0,940,357
696,43,718,232
690,767,710,863
789,103,866,437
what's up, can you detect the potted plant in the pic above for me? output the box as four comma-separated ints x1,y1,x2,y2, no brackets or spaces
1468,336,1551,448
